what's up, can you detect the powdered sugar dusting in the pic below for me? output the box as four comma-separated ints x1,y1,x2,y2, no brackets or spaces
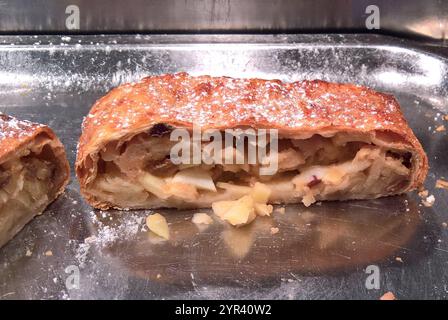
79,73,414,159
0,113,42,141
74,210,146,268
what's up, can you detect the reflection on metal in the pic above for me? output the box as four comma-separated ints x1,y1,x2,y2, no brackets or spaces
0,34,447,109
0,0,446,42
101,196,424,284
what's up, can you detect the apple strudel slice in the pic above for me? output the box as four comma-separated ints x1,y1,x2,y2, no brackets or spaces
76,73,428,211
0,114,70,248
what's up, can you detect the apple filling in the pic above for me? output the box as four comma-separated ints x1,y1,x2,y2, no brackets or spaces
0,139,62,247
89,129,413,211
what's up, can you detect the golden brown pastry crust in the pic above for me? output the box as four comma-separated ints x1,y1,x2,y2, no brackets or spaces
76,73,428,209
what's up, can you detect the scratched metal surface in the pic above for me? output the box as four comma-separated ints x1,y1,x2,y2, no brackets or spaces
0,34,447,300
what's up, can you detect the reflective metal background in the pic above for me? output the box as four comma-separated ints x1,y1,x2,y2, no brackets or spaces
0,34,447,299
0,0,446,42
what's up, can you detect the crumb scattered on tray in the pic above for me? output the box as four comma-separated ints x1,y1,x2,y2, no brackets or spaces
444,115,448,121
380,291,396,300
435,125,446,132
84,235,97,244
211,183,273,227
422,194,435,207
156,274,162,279
435,179,448,190
270,227,279,235
395,257,403,263
25,249,32,257
192,213,213,225
44,250,53,257
146,213,170,240
442,222,447,228
212,195,256,227
418,189,429,198
254,204,273,217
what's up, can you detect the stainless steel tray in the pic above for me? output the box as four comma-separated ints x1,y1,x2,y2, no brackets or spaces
0,34,447,300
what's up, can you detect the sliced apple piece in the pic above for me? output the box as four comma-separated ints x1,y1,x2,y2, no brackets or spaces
216,182,251,197
212,200,235,219
192,213,214,225
146,213,170,240
165,182,199,201
97,174,145,194
292,158,371,189
325,167,345,184
172,167,216,192
302,189,316,207
250,182,271,203
138,172,170,199
212,195,256,227
254,203,273,216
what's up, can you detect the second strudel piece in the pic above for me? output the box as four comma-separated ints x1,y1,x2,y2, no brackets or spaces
0,114,70,248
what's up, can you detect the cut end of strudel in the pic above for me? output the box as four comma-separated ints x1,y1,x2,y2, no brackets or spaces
76,73,428,211
0,114,70,248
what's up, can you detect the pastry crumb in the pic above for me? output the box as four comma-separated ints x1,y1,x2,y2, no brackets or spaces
212,183,272,227
380,291,396,300
422,195,435,207
156,274,162,279
418,189,429,198
395,257,403,263
192,213,213,225
251,182,271,204
435,125,446,132
435,179,448,190
212,195,256,227
44,250,53,256
25,249,32,257
146,213,170,240
302,191,316,207
254,203,273,217
442,222,447,228
270,227,279,235
84,235,97,244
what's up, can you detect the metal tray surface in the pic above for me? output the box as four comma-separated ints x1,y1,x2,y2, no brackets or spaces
0,34,447,300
